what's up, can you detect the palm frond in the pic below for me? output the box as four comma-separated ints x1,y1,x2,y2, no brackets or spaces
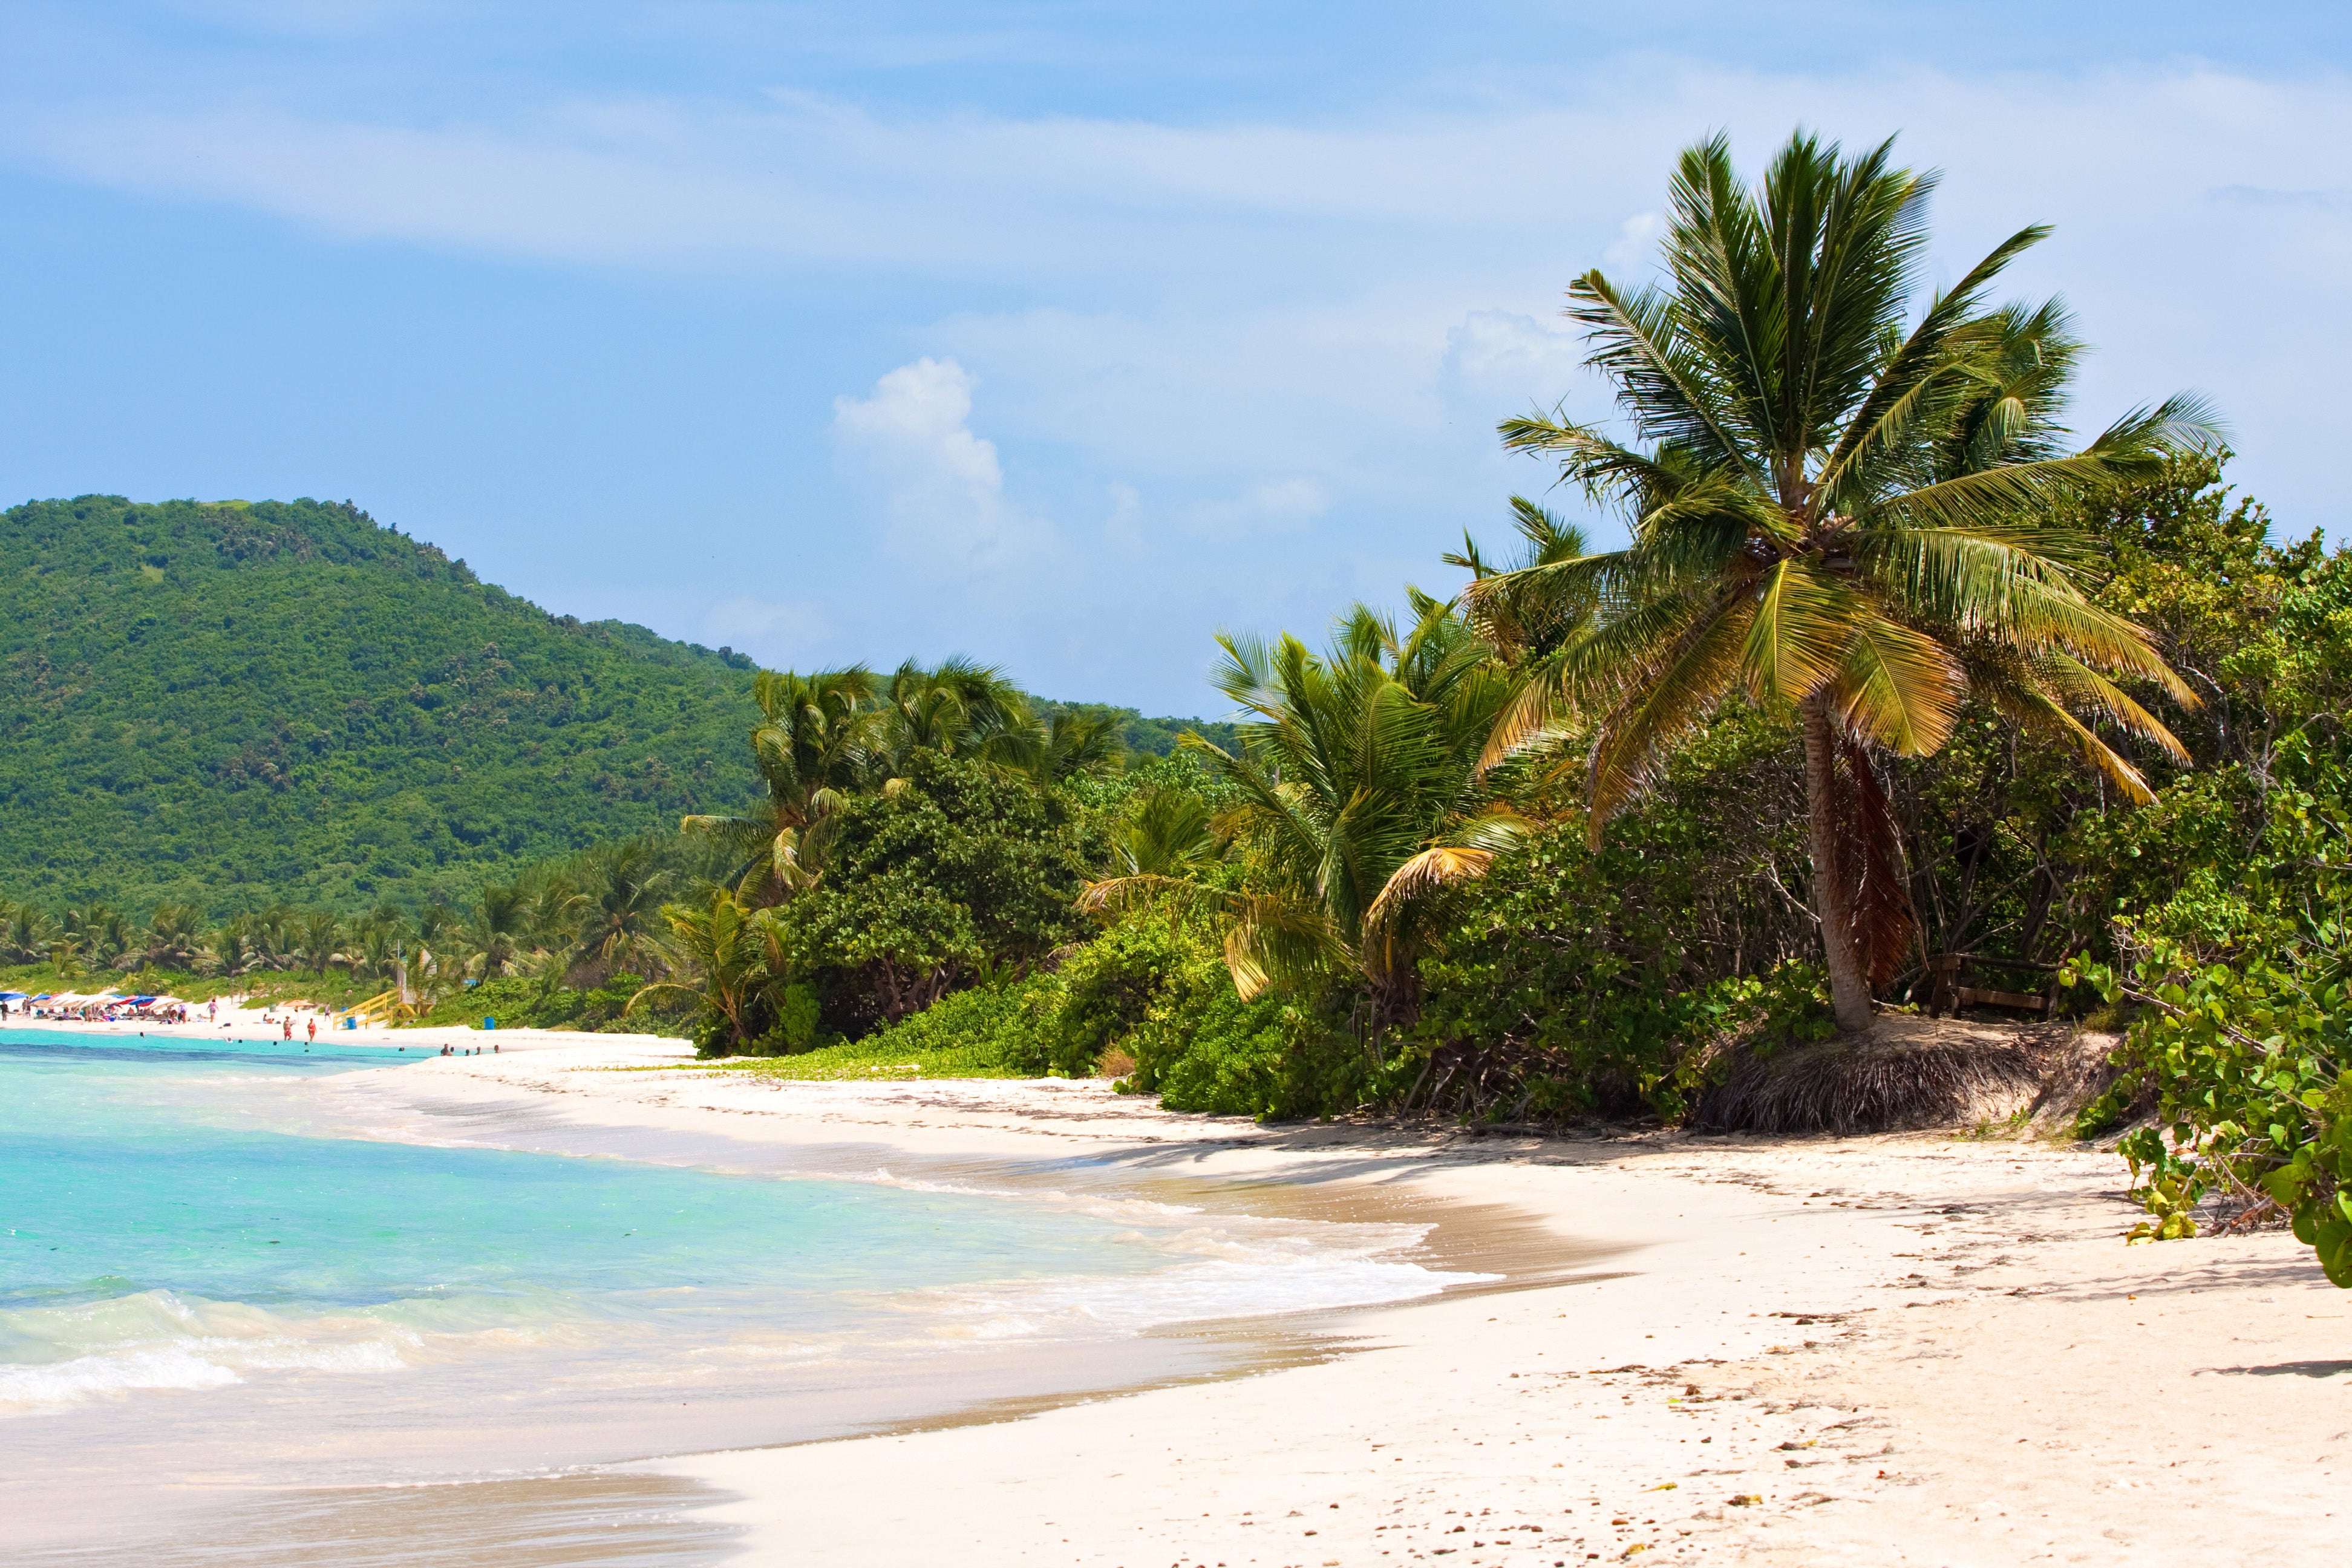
1829,613,1963,755
1739,557,1852,707
1586,591,1754,829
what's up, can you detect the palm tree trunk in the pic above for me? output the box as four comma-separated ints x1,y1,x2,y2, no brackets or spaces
1800,694,1877,1032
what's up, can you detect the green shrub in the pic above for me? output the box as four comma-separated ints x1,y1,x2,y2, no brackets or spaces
745,982,824,1056
714,976,1054,1078
2071,732,2352,1275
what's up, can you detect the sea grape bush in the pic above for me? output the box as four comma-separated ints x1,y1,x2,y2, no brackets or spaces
2069,733,2352,1280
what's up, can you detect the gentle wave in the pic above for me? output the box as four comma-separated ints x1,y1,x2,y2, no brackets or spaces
0,1290,420,1413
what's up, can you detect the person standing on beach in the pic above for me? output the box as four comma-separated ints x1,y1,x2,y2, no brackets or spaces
307,1017,316,1044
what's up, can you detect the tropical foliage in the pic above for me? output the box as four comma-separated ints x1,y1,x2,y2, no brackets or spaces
1475,132,2216,1028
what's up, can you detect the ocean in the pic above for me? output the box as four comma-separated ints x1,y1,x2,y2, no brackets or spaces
0,1028,1474,1561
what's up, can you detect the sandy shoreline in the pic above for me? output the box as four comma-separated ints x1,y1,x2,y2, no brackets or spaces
18,1023,2340,1564
278,1037,2336,1567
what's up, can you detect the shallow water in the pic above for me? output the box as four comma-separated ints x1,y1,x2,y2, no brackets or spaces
0,1029,1477,1559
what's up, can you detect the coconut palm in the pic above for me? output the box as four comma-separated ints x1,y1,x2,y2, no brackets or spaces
518,871,586,958
347,920,400,984
4,903,56,965
874,658,1036,780
465,883,528,979
1477,130,2218,1031
1025,709,1126,784
568,839,673,982
293,910,343,976
682,665,879,901
64,905,131,969
203,917,263,978
144,905,209,970
633,890,788,1053
1089,600,1527,1022
1446,497,1596,671
1106,786,1223,878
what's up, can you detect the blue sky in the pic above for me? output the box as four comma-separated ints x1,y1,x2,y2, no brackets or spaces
4,3,2347,713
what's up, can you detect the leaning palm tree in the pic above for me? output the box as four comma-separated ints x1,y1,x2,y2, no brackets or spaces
1476,130,2218,1031
1088,599,1527,1023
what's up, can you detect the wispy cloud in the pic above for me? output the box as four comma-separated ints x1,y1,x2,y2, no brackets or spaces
701,594,830,656
4,26,2348,705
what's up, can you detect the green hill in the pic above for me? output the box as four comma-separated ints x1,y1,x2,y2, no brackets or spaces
0,495,1239,917
1,495,763,914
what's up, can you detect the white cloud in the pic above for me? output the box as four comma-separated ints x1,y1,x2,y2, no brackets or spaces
829,357,1045,570
1603,211,1664,273
7,45,2351,704
12,64,2352,537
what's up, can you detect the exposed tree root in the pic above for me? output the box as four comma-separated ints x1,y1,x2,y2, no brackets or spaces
1699,1016,2050,1134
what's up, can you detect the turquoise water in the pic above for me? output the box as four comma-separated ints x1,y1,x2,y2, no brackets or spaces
0,1029,1178,1416
1,1027,1472,1559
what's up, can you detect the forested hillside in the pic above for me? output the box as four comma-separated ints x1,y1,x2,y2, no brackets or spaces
0,496,768,912
0,496,1233,915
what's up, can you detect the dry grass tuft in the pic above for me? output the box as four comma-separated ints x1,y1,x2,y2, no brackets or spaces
1700,1016,2051,1134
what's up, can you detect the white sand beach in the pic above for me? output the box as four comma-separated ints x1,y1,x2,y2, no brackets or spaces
325,1039,2344,1567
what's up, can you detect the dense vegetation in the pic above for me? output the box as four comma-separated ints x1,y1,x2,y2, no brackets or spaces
0,495,1222,915
0,495,759,912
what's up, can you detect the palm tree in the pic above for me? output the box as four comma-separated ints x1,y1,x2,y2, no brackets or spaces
466,883,528,979
1477,130,2218,1030
1089,600,1527,1022
4,903,56,965
875,658,1036,780
203,917,262,978
65,904,131,969
294,909,343,976
568,840,673,982
144,905,209,971
347,920,400,984
634,890,787,1052
518,871,586,959
48,935,87,981
1026,708,1126,784
682,665,879,901
250,905,299,972
1106,786,1223,878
